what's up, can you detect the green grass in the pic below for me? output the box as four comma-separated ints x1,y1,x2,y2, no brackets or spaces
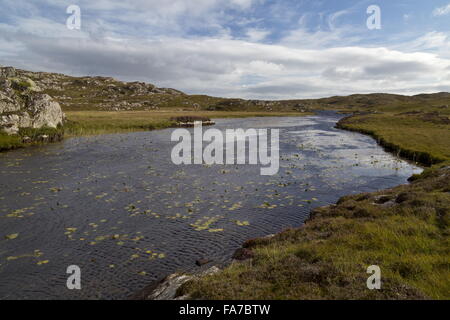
0,132,23,152
64,111,176,136
337,113,450,165
180,166,450,300
1,110,310,151
63,110,310,137
0,126,64,152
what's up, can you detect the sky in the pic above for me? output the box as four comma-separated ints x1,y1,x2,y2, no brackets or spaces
1,0,450,99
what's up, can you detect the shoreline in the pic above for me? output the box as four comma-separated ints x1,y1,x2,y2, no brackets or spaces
63,111,313,137
336,115,444,167
0,111,312,152
134,112,443,300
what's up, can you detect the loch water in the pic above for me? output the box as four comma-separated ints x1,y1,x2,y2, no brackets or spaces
0,113,422,299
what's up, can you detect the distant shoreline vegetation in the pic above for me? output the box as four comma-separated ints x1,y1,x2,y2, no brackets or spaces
0,111,310,152
170,116,216,127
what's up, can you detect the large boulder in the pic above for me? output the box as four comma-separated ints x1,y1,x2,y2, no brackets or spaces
26,93,65,129
0,67,65,135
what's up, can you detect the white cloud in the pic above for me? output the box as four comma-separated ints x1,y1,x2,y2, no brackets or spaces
433,4,450,16
245,28,270,42
0,1,449,99
246,60,284,74
393,31,450,59
1,22,449,100
280,27,361,49
327,10,350,30
230,0,255,10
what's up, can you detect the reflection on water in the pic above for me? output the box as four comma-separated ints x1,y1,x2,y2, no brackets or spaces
0,114,421,299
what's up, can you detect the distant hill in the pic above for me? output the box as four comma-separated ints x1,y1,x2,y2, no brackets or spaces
5,67,302,112
2,66,450,113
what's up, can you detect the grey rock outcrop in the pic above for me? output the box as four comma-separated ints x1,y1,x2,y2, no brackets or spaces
26,93,65,128
0,67,65,135
143,266,220,300
0,91,19,113
0,67,16,78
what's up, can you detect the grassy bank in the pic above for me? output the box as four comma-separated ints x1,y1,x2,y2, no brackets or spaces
64,110,310,137
1,110,309,152
64,111,176,136
0,133,23,152
337,113,450,165
0,126,64,152
178,110,450,300
180,166,449,299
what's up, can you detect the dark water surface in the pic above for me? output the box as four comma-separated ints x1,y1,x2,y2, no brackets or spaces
0,113,421,299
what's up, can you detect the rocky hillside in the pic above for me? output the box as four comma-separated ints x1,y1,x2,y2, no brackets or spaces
1,65,449,141
3,65,449,115
4,66,303,113
0,67,65,135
